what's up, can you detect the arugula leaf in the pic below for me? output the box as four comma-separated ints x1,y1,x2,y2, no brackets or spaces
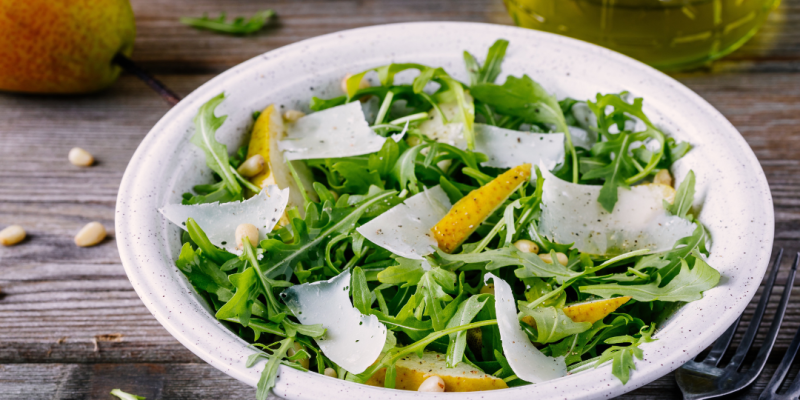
351,267,372,315
256,337,294,400
180,10,275,35
332,161,383,194
581,254,720,302
377,258,426,287
436,246,577,283
463,39,509,86
417,267,457,331
520,307,591,344
667,170,695,219
175,242,233,302
215,267,259,326
186,218,237,265
259,190,395,280
593,324,656,384
582,133,633,212
110,389,145,400
390,144,426,193
191,94,242,197
471,74,578,182
445,294,489,367
368,138,400,179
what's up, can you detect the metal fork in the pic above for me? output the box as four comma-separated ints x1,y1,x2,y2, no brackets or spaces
676,249,799,400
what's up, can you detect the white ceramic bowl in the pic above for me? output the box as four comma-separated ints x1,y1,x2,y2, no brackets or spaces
116,22,774,399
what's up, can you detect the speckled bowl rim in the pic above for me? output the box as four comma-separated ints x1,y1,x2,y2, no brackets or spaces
116,22,774,399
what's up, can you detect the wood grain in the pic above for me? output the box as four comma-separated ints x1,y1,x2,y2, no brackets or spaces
1,0,799,398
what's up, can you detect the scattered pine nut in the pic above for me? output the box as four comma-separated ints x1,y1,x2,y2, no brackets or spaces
68,147,94,167
654,169,673,187
283,110,305,123
340,73,369,94
539,252,568,266
287,342,310,369
514,239,539,254
74,222,106,247
324,367,337,378
480,284,495,295
0,225,25,246
418,375,445,392
235,223,259,250
236,155,265,178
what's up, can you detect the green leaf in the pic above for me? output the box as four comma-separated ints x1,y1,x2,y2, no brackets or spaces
438,176,464,203
417,267,457,331
520,306,591,344
175,243,234,302
110,389,145,400
582,133,633,212
332,161,383,194
471,74,577,182
190,93,242,196
258,190,396,280
310,95,346,111
581,254,720,302
437,246,577,283
351,267,372,315
215,267,259,327
445,294,489,367
593,324,656,384
368,138,400,179
256,337,294,400
180,10,275,35
667,170,695,219
477,39,509,84
186,218,237,265
390,144,426,193
377,258,426,287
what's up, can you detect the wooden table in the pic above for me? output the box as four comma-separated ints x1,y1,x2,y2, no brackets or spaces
1,0,798,399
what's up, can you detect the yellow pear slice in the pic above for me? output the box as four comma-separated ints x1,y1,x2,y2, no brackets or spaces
562,296,632,323
432,163,531,253
247,105,318,218
365,351,507,392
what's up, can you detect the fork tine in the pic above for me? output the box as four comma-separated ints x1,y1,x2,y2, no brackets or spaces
761,270,800,399
743,252,797,385
725,248,784,371
701,315,742,366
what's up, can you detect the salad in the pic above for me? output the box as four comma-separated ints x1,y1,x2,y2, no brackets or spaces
159,40,720,398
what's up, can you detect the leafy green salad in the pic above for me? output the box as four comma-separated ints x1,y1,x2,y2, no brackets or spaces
158,39,720,398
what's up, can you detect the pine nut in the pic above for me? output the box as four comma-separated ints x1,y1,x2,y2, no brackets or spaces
340,73,369,94
418,375,445,392
236,155,265,178
539,252,568,266
68,147,94,167
480,284,495,295
654,169,672,187
283,110,305,123
74,222,106,247
514,239,539,254
287,342,309,369
324,367,337,378
235,223,259,249
0,225,26,246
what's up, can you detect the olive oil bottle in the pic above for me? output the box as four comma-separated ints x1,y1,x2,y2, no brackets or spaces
504,0,780,70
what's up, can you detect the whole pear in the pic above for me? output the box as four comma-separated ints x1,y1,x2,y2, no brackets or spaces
0,0,135,94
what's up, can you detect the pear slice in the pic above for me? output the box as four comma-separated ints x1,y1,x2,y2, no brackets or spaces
247,104,318,218
432,164,531,253
562,296,632,324
522,296,632,329
365,351,507,392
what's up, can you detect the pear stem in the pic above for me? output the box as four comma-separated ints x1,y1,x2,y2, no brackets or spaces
113,53,181,106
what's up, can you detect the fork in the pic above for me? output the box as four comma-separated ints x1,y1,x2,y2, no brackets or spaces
675,249,799,400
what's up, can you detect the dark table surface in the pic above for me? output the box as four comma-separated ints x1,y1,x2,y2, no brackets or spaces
1,0,799,399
